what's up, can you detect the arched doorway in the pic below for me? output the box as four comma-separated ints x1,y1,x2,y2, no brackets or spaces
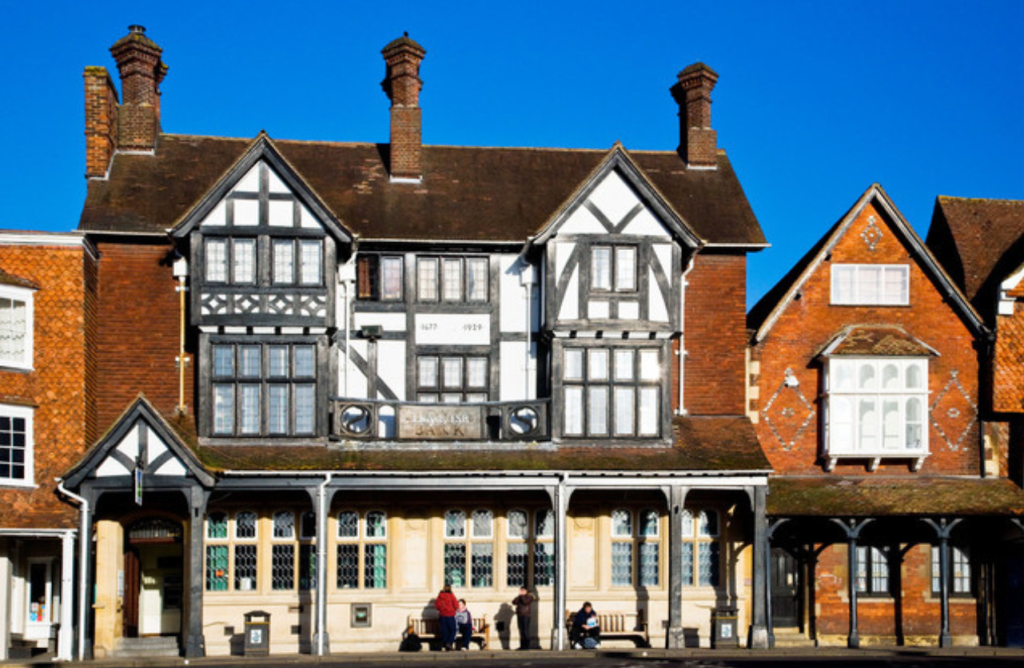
123,518,184,639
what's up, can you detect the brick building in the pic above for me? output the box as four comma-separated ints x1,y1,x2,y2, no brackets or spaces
748,185,1024,647
925,195,1024,644
58,27,773,658
0,232,98,660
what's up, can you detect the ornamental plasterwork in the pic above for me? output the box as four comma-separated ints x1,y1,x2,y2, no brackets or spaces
861,215,883,251
761,368,816,451
929,370,977,452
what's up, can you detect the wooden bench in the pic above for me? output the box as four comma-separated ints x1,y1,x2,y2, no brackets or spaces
565,608,649,648
405,614,490,650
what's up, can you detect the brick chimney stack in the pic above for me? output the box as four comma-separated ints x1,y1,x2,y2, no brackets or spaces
381,33,427,181
83,66,120,177
109,25,167,151
671,63,719,169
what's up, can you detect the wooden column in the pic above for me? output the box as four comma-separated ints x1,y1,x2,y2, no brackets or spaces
664,485,689,648
548,478,570,650
185,486,209,658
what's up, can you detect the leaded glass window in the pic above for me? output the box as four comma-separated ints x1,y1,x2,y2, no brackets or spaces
611,509,633,537
507,542,528,587
272,544,295,590
611,542,633,586
235,511,257,539
471,543,493,587
681,543,694,586
298,543,317,590
698,542,719,587
536,509,554,538
639,542,660,586
337,544,359,588
365,544,387,589
337,511,359,539
445,510,466,538
444,544,466,587
206,545,229,591
366,511,387,538
234,545,257,591
508,510,528,538
472,509,493,538
207,512,228,539
639,509,659,537
534,542,554,586
273,511,295,539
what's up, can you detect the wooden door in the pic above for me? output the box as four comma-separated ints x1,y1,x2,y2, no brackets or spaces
123,546,140,638
771,548,800,628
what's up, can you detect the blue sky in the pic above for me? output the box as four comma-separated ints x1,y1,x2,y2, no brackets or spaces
2,1,1022,305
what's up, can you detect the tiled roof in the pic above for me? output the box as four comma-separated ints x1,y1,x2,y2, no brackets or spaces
79,134,765,246
926,196,1024,313
0,266,39,290
819,326,936,357
768,476,1024,517
192,416,770,473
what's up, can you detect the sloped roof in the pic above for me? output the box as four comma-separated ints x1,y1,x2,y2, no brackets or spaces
925,196,1024,315
192,416,769,473
818,325,938,357
768,476,1024,517
79,134,765,246
0,266,38,290
748,184,986,342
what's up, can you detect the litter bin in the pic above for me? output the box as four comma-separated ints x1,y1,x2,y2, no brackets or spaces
244,611,271,656
711,607,739,648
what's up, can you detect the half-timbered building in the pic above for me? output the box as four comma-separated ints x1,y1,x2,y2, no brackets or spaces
748,186,1024,648
60,27,772,657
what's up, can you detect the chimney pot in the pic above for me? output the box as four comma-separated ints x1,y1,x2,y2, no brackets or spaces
110,24,167,151
671,62,719,169
381,34,426,181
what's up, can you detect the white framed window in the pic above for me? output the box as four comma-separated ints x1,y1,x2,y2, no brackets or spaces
826,357,929,468
443,508,494,589
831,264,910,306
681,509,719,587
0,404,34,485
0,286,33,370
931,545,972,597
562,345,662,438
416,355,488,403
299,240,322,285
591,245,637,292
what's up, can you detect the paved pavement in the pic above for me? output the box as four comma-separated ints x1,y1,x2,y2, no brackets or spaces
10,647,1024,668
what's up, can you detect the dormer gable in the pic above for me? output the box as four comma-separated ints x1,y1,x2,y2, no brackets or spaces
749,184,987,345
536,145,699,332
62,396,213,489
171,132,350,242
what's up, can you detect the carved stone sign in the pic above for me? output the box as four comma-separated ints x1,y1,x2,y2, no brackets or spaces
397,405,483,440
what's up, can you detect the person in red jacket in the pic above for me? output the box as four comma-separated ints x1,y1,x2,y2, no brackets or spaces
434,584,459,651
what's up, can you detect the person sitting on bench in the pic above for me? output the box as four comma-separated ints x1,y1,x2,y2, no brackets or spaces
571,602,601,649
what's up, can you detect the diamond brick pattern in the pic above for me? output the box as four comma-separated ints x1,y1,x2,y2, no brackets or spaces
929,370,977,452
761,369,816,452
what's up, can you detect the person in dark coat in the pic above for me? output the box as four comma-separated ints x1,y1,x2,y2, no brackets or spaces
571,602,600,649
434,584,459,651
511,586,535,650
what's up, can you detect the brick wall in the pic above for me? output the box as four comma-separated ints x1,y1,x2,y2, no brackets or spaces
0,242,96,529
814,542,978,643
83,67,120,178
993,302,1024,414
752,201,982,475
685,252,747,415
94,239,192,433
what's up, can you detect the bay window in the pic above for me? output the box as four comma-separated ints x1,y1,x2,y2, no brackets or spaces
562,345,662,438
825,357,929,469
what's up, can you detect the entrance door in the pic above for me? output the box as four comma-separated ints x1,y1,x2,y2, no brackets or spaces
123,547,141,638
24,559,53,640
771,548,800,628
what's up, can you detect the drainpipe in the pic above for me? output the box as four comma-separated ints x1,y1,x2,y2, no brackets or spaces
173,257,190,413
339,259,356,397
316,473,333,656
56,480,89,662
677,255,696,415
521,262,536,400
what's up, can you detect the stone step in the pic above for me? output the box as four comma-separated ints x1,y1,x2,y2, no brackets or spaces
773,628,815,648
111,636,181,658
